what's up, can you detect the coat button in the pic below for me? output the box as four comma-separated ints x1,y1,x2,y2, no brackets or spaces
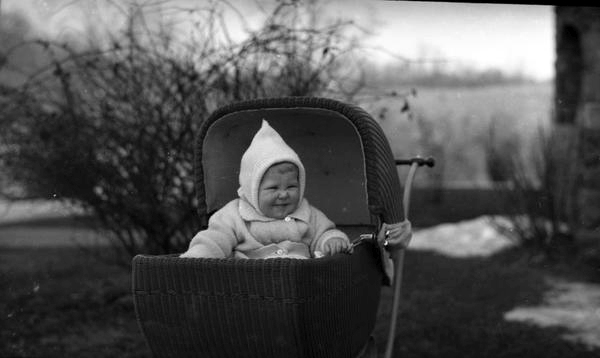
276,249,285,255
284,216,292,222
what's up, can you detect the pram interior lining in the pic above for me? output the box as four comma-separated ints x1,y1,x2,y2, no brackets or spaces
202,108,371,225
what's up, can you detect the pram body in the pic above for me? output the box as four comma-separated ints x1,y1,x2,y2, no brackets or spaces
132,97,405,358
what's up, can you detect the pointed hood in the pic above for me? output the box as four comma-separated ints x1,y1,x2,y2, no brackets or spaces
237,120,306,214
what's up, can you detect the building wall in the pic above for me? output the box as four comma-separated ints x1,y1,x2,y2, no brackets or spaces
555,7,600,233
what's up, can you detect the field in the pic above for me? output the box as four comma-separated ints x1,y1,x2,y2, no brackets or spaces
360,82,554,187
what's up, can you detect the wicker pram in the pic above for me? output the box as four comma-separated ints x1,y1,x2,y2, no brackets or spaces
132,97,410,358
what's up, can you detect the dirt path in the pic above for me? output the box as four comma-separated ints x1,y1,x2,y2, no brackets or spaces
0,226,108,247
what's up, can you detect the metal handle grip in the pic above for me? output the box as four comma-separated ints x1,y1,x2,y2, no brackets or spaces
395,156,435,167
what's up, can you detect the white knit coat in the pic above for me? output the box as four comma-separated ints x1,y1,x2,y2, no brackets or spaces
182,120,349,259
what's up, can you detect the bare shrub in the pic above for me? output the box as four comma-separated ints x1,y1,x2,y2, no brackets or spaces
0,1,368,265
485,122,578,260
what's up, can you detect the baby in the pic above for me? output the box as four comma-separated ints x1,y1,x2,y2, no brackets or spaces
180,120,350,259
181,120,413,260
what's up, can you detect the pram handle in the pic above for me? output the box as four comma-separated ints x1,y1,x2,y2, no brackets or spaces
384,155,435,358
395,156,435,168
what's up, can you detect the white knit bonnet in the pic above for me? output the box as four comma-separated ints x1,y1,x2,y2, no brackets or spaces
237,120,306,214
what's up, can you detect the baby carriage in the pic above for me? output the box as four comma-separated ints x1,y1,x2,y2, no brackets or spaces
132,97,433,358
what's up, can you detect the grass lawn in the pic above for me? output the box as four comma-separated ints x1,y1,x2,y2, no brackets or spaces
1,244,150,358
375,249,600,358
1,224,599,358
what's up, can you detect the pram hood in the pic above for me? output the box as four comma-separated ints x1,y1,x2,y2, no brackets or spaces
237,120,306,215
197,97,405,227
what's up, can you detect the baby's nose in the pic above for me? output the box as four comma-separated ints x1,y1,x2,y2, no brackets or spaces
278,190,289,198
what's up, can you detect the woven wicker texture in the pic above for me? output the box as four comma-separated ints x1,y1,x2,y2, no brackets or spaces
133,243,382,358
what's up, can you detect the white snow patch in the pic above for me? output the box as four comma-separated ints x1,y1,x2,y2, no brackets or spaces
410,216,516,257
505,279,600,349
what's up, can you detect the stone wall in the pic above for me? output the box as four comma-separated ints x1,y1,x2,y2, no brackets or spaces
555,7,600,234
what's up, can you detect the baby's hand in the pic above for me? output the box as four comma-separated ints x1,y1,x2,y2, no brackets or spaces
180,245,207,258
378,220,412,250
322,237,350,256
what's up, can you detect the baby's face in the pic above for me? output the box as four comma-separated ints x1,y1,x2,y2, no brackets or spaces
258,162,300,219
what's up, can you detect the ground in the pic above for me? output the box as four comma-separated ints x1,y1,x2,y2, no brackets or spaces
408,217,600,351
1,200,599,357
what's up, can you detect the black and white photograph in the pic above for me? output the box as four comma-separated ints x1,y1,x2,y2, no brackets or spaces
1,1,599,357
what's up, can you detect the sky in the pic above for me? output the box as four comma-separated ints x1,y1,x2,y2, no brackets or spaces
374,2,553,79
324,1,555,80
1,0,555,81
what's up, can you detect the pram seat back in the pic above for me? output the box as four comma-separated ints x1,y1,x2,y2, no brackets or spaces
197,97,404,226
202,107,370,225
